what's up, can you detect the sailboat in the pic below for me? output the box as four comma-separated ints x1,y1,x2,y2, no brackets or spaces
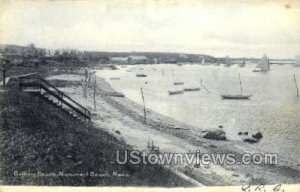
221,73,252,99
168,90,184,95
183,77,201,92
224,56,231,67
183,87,200,92
294,55,300,67
172,67,184,85
136,74,147,77
201,57,205,65
252,54,270,72
239,58,246,67
174,82,184,85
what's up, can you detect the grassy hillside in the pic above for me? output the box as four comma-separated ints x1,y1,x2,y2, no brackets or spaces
0,82,191,186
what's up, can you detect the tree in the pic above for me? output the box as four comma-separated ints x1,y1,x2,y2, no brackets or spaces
54,50,60,56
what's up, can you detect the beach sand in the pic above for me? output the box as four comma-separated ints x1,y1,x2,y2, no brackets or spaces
46,72,300,186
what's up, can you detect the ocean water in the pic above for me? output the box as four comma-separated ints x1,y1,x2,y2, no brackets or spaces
96,63,300,163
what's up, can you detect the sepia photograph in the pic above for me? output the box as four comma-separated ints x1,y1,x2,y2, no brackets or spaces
0,0,299,191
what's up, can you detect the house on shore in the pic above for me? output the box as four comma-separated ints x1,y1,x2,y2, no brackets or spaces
110,57,128,64
109,55,148,65
128,55,148,64
2,44,46,66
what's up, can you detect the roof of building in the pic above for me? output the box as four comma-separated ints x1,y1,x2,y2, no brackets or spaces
110,57,128,61
128,55,147,60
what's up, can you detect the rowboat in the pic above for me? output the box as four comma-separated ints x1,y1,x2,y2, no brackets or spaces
183,87,200,92
168,90,184,95
109,77,120,80
221,95,252,99
136,74,147,77
174,82,184,85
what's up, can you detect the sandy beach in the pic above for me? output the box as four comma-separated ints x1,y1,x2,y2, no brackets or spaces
46,71,300,186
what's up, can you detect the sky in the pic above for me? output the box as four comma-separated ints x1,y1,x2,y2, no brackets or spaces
0,0,299,59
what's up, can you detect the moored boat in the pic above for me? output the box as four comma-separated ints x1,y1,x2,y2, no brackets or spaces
221,95,252,99
224,55,231,67
201,57,205,64
239,58,246,67
252,54,270,72
168,90,184,95
183,87,200,92
174,82,184,85
109,77,121,80
136,74,147,77
221,73,252,100
252,68,264,72
294,55,300,67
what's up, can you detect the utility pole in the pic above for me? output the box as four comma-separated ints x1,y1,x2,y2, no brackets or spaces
94,77,97,111
238,73,243,95
2,67,6,87
200,78,209,93
140,87,147,124
294,74,299,99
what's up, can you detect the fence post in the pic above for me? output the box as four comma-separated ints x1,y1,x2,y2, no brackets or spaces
2,67,6,87
19,77,22,91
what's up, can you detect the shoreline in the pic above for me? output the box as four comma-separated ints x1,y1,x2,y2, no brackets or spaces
96,74,300,184
45,71,300,186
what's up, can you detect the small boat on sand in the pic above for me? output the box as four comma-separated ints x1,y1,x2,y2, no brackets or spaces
184,87,200,92
168,90,184,95
174,82,184,85
147,140,160,153
105,92,125,97
136,74,147,77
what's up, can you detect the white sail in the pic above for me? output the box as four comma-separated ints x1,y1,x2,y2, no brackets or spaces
225,56,231,67
201,57,205,64
239,58,246,67
295,55,300,67
256,54,270,71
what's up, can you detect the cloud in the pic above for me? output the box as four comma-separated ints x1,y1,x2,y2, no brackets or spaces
0,0,299,58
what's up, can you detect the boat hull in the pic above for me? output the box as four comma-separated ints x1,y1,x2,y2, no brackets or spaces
252,68,264,72
109,77,121,80
168,91,184,95
136,74,147,77
174,82,184,85
221,95,252,99
183,88,200,91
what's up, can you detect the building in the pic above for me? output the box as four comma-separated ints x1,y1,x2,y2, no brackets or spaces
127,55,148,64
110,57,128,64
2,44,46,66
